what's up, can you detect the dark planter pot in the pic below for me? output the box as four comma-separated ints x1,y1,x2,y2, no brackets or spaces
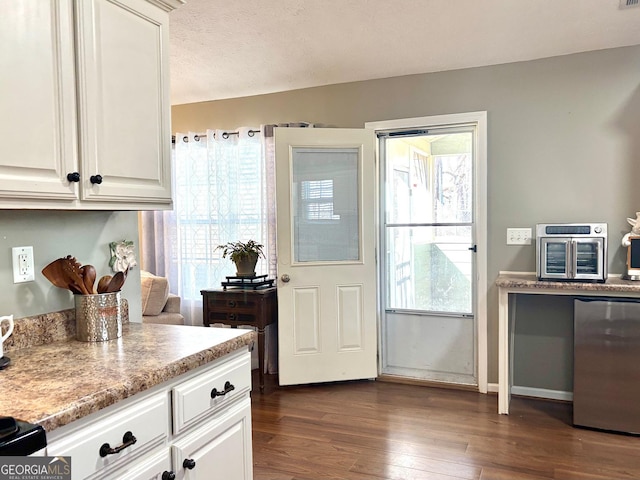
234,253,258,277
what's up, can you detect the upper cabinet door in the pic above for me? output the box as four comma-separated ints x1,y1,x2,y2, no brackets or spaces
76,0,173,205
0,0,78,201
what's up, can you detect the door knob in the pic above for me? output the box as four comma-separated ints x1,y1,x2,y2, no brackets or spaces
281,274,290,283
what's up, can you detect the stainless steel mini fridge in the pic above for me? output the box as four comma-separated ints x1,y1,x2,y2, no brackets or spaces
574,297,640,434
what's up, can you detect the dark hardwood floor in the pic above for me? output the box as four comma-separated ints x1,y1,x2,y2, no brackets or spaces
251,374,640,480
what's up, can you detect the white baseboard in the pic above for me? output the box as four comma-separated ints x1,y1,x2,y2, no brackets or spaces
511,386,573,402
487,383,499,393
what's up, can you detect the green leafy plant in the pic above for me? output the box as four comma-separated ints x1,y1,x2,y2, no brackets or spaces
216,240,265,263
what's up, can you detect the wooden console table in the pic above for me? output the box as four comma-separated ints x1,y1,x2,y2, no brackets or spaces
496,273,640,415
201,287,277,392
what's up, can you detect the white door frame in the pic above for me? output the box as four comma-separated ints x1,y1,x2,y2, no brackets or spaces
366,112,488,393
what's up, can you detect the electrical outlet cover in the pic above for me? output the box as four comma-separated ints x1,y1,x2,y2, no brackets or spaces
12,246,34,283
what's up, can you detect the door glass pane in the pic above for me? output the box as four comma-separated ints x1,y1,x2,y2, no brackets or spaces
292,147,360,262
386,133,473,224
386,226,472,314
576,242,599,274
545,242,567,274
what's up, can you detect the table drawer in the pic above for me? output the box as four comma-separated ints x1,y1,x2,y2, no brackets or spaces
207,311,257,324
172,351,251,435
47,392,169,480
207,295,259,312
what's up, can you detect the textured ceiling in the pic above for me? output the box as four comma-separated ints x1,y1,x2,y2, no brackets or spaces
169,0,640,105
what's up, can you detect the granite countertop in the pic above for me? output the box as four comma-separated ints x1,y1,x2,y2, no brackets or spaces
0,323,255,432
496,273,640,293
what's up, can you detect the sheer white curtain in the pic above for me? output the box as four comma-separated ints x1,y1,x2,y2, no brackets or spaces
140,126,276,325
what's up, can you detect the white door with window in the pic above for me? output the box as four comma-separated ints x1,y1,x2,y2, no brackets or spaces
275,128,377,386
367,113,487,389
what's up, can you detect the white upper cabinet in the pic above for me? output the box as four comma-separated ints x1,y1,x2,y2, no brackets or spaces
0,0,182,210
76,0,175,206
0,1,78,202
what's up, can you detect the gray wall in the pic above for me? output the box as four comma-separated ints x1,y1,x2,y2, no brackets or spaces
0,211,142,322
172,45,640,386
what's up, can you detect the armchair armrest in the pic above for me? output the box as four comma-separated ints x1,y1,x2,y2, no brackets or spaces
164,293,181,314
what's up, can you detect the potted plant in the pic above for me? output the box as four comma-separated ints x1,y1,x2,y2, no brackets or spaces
216,240,265,277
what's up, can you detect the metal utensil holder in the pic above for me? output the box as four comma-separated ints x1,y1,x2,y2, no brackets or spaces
75,292,122,342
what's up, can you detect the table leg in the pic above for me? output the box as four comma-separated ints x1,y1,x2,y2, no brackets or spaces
498,287,510,414
257,327,265,392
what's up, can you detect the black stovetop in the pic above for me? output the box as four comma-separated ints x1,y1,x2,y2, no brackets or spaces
0,417,47,456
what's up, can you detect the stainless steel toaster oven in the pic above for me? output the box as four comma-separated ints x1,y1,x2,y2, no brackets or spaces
536,223,607,282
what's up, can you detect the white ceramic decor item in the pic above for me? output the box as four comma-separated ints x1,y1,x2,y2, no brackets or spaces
0,315,14,359
622,212,640,247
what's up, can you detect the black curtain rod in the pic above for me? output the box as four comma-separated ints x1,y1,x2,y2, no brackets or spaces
171,129,260,144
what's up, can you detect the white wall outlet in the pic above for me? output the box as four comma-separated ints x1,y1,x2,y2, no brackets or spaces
507,228,532,245
12,246,35,283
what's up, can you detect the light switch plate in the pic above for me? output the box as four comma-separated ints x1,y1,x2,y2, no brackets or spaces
507,228,532,245
12,246,35,283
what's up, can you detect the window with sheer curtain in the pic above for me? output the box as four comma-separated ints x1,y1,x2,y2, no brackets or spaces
140,127,277,325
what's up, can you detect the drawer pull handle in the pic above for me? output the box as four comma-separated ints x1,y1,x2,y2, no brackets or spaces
183,458,196,470
228,300,236,307
162,472,176,480
228,313,236,320
99,431,137,457
211,381,235,399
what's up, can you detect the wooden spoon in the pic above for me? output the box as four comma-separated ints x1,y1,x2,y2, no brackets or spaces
97,275,112,294
105,271,126,293
42,258,72,290
81,265,97,294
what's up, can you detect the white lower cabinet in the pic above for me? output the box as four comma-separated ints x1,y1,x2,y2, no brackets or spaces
172,398,253,480
46,350,252,480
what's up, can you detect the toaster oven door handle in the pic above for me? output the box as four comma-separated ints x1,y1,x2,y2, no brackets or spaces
568,240,576,279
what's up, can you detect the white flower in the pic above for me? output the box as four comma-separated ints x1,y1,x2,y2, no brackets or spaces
109,241,137,273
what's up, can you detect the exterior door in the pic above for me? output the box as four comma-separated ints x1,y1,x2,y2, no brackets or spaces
275,128,377,385
370,115,485,387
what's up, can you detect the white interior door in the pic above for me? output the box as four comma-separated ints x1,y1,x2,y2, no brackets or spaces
275,128,377,386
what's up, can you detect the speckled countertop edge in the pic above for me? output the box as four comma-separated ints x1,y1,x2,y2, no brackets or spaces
0,323,255,432
495,273,640,293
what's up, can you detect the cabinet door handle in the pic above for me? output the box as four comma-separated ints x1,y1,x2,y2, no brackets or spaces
162,472,176,480
66,172,80,182
183,458,196,470
211,381,235,398
228,300,236,307
99,431,137,457
90,174,103,185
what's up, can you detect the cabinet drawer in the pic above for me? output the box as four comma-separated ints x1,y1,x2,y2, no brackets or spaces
104,448,172,480
172,352,251,435
47,392,169,480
